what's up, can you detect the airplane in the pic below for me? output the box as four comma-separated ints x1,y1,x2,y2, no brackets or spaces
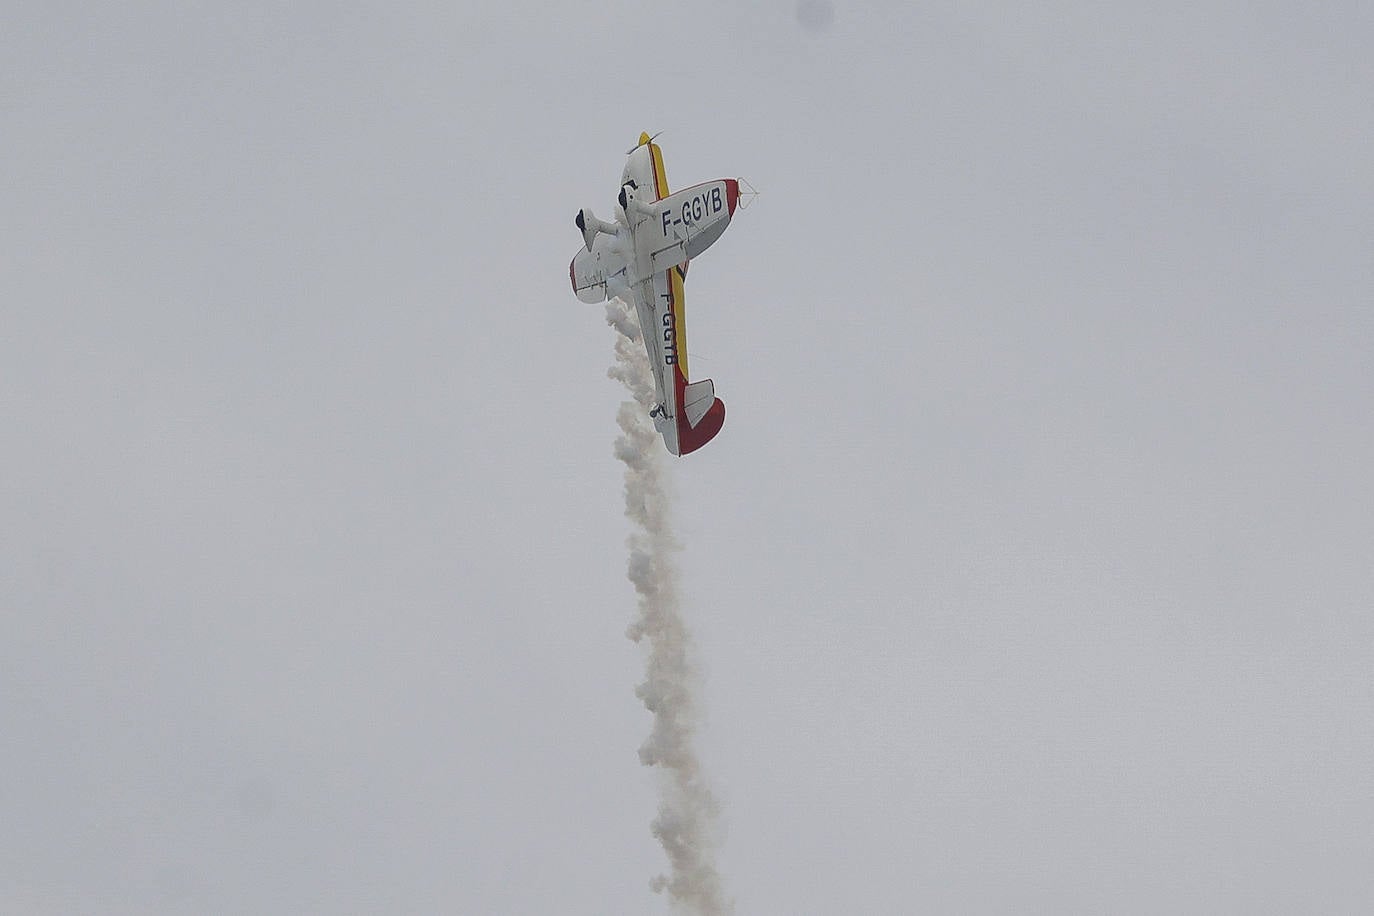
570,132,746,456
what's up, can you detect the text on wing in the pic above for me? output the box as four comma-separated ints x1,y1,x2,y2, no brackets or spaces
660,185,725,235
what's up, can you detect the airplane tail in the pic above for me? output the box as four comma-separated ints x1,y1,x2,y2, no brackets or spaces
677,378,725,455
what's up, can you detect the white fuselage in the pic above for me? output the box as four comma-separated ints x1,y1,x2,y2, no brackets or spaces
618,145,682,451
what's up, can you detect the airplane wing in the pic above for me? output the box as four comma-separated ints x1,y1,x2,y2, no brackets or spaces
570,232,627,304
639,179,741,275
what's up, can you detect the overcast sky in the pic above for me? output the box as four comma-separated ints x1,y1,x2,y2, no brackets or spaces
4,2,1372,913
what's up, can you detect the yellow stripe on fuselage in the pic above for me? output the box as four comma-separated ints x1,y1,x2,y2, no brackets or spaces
668,266,688,381
647,139,689,380
647,140,669,202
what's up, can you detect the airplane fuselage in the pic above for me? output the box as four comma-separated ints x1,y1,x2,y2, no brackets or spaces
570,135,738,455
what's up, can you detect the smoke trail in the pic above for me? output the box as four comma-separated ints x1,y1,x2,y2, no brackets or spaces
605,297,731,916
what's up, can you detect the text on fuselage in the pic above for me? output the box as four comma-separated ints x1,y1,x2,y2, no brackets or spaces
659,289,676,365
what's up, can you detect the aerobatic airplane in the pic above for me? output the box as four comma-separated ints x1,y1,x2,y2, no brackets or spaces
570,133,745,456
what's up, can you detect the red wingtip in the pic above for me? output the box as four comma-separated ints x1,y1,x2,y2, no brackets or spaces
725,179,739,217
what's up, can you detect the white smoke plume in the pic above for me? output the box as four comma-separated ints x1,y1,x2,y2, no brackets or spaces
605,297,731,916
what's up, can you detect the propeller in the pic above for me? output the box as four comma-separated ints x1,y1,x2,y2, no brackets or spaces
625,131,664,154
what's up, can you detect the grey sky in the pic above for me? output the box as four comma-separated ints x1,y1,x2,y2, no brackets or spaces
4,2,1372,913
